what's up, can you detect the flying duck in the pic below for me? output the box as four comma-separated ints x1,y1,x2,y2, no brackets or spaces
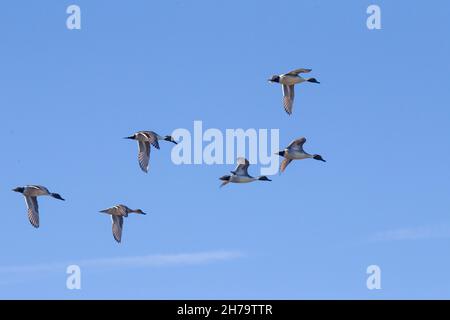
125,131,177,173
219,157,272,187
268,68,320,115
99,204,147,243
12,185,65,228
277,137,326,173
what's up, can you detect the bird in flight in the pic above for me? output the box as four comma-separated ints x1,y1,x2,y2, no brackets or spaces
219,157,272,187
125,131,177,173
268,68,320,115
277,137,326,173
99,204,147,243
12,185,65,228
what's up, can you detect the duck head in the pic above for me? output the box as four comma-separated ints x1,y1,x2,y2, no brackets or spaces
276,150,286,157
313,154,326,162
51,193,65,201
268,75,280,83
164,135,178,144
134,209,147,215
307,78,320,84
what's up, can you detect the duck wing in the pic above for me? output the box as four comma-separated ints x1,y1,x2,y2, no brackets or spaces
287,137,306,152
286,68,312,75
142,131,160,149
111,215,124,243
137,140,151,173
232,157,250,176
219,180,230,188
280,158,293,173
115,205,130,215
282,84,295,115
25,196,39,228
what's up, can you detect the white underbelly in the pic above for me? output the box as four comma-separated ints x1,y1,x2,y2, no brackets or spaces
230,176,255,183
24,189,47,197
286,151,310,160
280,75,303,86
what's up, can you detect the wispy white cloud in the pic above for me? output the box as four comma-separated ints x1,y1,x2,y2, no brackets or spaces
370,224,450,242
0,250,244,275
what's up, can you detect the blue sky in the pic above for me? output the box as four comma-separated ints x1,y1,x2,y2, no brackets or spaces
0,0,449,299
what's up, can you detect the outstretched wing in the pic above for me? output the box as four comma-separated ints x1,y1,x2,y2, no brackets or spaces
232,157,250,176
288,137,307,151
141,131,160,149
137,140,151,173
280,158,293,173
25,196,39,228
111,215,124,243
286,68,312,75
115,205,130,215
282,84,295,115
219,181,230,188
